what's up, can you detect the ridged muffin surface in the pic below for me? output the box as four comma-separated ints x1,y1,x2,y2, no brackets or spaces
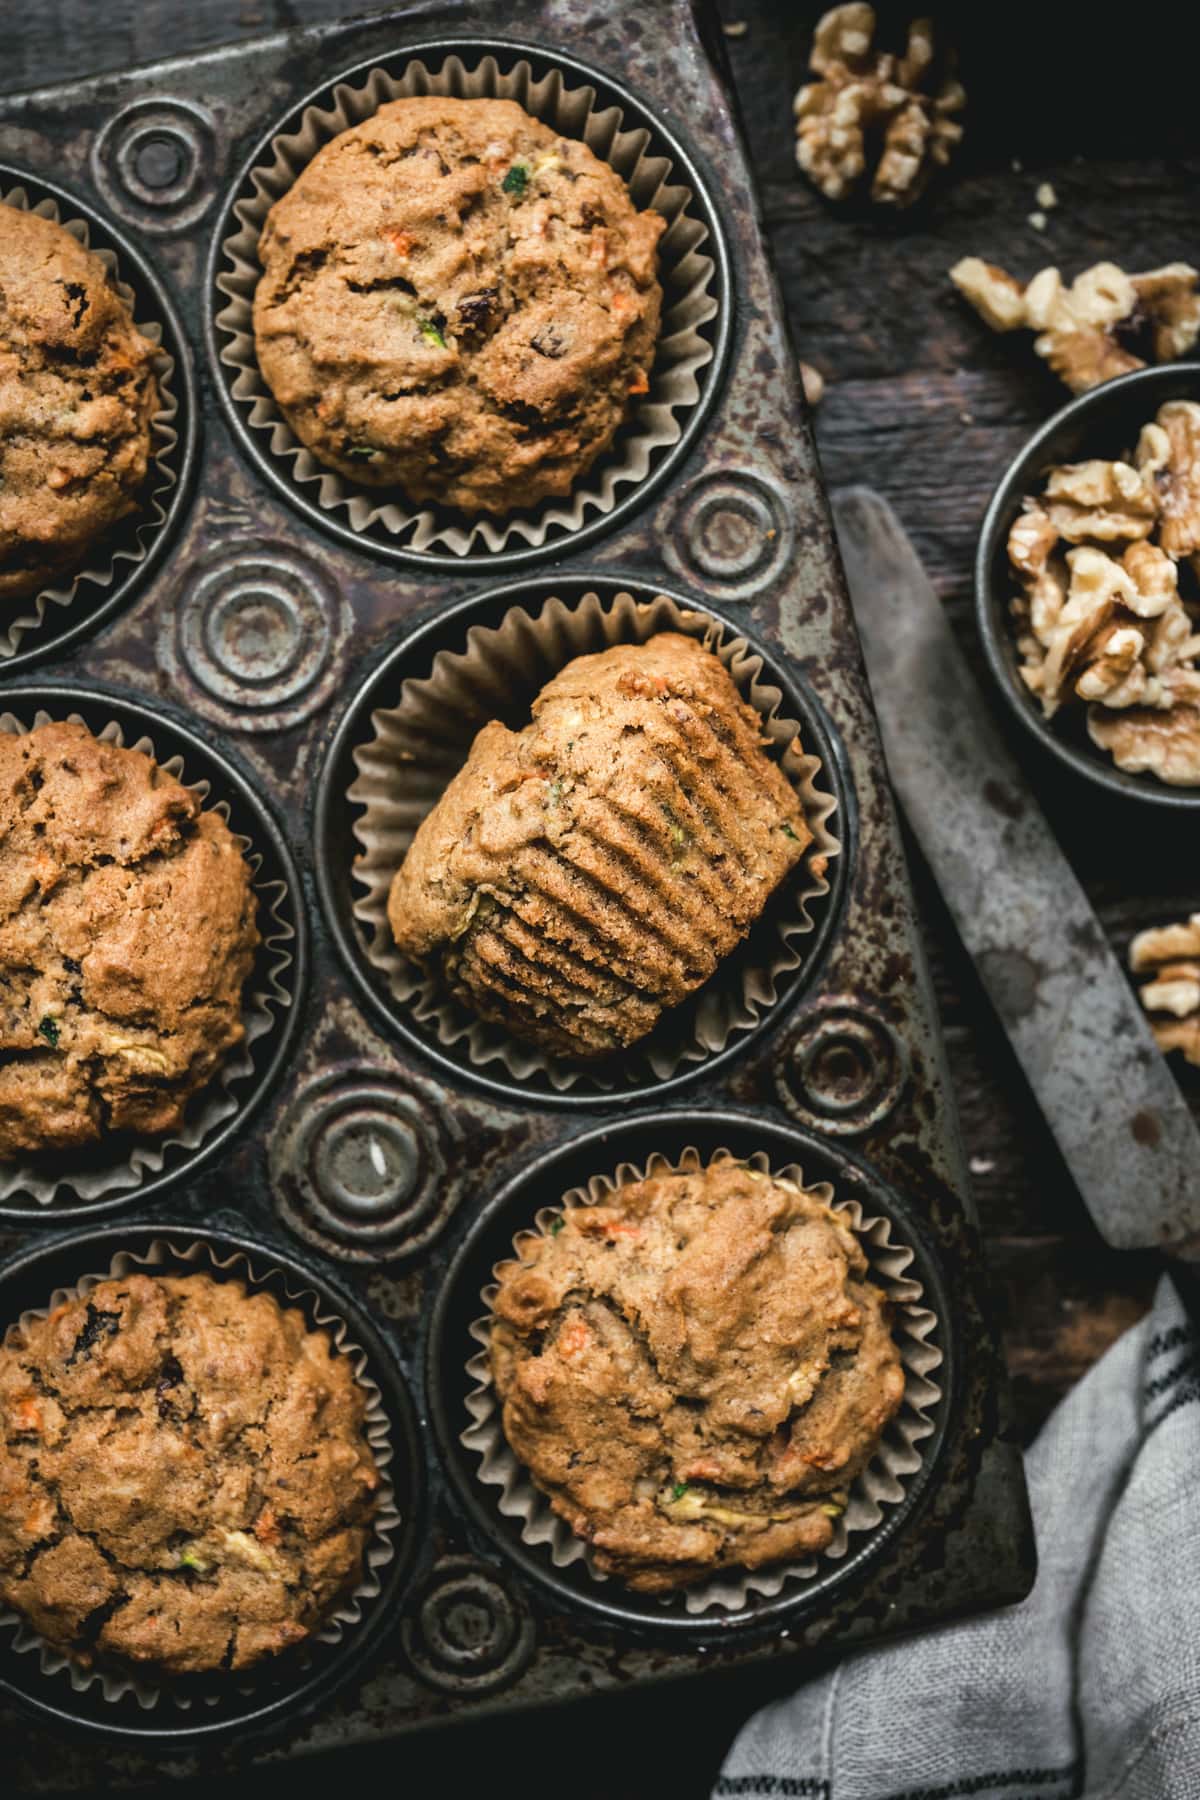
386,633,813,1059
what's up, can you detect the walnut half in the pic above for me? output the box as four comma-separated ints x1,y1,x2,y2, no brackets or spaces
1130,915,1200,1065
793,6,965,208
951,257,1200,393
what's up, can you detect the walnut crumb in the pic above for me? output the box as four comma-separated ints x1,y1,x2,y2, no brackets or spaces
1130,915,1200,1065
951,256,1200,393
793,5,964,208
799,361,826,407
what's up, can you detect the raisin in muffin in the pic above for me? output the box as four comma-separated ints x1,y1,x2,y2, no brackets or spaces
0,1270,380,1674
386,633,813,1059
488,1161,907,1594
0,204,160,604
252,95,664,514
0,722,259,1158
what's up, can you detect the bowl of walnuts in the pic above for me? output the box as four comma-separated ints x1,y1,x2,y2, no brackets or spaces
976,362,1200,808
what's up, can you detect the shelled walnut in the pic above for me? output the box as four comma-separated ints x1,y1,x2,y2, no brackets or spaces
1130,916,1200,1066
793,5,964,207
1007,400,1200,785
951,257,1200,393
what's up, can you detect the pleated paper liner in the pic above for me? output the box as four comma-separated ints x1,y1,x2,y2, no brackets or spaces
0,183,181,659
0,1234,400,1711
349,588,841,1093
462,1147,942,1617
0,708,293,1208
213,49,719,556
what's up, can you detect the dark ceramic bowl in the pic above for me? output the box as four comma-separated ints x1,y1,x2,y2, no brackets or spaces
975,361,1200,811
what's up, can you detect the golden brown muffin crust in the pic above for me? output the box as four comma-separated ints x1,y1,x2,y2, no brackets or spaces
253,96,664,514
0,206,160,604
0,1271,380,1674
489,1163,906,1593
386,634,812,1059
0,722,259,1157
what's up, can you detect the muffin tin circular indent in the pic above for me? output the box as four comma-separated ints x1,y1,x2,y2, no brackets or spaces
426,1110,954,1638
0,685,307,1222
91,99,218,236
0,167,198,673
401,1556,536,1695
313,575,853,1109
778,1001,910,1135
205,39,732,571
0,1222,423,1745
664,467,797,601
160,539,349,733
270,1068,465,1263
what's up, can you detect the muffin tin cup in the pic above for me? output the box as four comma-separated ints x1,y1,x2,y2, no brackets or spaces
209,40,727,568
427,1111,953,1636
343,581,843,1098
463,1145,942,1618
0,1224,420,1740
0,690,304,1218
0,173,194,671
975,360,1200,811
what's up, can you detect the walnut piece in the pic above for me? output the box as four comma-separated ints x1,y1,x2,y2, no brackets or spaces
1129,915,1200,1065
1006,399,1200,783
793,6,964,208
1136,400,1200,561
1087,704,1200,785
951,257,1200,393
799,361,826,407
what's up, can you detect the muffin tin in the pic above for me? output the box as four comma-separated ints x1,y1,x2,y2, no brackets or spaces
0,0,1035,1784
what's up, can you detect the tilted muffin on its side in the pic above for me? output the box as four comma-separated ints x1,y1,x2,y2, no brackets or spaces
253,95,664,514
0,722,259,1157
0,1271,380,1674
488,1162,906,1594
0,205,160,604
386,634,813,1060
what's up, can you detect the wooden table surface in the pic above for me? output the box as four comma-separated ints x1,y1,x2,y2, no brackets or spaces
5,1,1196,1791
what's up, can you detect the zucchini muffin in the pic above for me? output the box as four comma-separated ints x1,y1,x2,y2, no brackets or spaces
488,1161,906,1594
0,722,259,1158
386,633,813,1060
0,204,160,604
0,1270,380,1674
252,95,664,514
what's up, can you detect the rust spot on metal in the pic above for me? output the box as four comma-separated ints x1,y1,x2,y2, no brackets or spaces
982,777,1024,821
977,947,1042,1021
1131,1109,1161,1148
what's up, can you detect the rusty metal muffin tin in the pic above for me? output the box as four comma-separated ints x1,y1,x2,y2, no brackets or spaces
0,0,1034,1781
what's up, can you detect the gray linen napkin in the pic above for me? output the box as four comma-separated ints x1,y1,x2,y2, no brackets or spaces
714,1274,1200,1800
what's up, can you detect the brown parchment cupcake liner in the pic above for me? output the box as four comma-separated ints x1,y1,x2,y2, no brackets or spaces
349,589,840,1091
0,183,181,659
461,1148,942,1617
0,709,293,1207
213,52,718,554
0,1235,400,1710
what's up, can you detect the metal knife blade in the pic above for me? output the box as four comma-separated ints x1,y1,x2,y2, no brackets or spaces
832,484,1200,1251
